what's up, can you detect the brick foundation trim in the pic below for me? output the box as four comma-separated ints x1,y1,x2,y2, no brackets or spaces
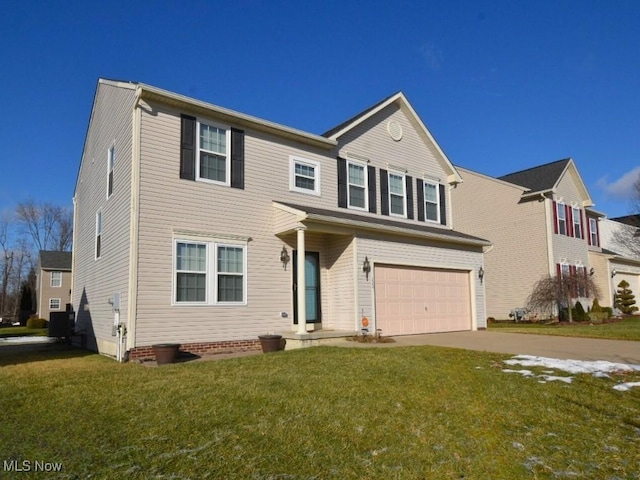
129,339,261,361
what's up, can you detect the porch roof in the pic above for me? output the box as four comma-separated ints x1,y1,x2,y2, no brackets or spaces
273,201,491,248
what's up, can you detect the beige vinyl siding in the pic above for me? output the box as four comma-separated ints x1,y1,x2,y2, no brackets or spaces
355,234,486,330
336,103,453,228
37,269,72,320
134,102,340,346
588,251,612,307
452,168,548,319
326,235,355,330
551,173,590,268
72,81,136,352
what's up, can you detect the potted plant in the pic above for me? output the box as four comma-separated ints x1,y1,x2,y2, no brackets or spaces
258,334,284,353
152,343,180,365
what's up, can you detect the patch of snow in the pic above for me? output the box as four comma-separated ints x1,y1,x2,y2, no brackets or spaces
502,368,534,377
613,382,640,392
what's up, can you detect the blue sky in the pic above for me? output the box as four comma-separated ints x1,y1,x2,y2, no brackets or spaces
1,0,639,219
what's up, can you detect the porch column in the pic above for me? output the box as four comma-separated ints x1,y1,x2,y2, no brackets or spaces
296,227,307,334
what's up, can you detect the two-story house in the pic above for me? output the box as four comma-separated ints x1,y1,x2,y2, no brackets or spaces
452,159,605,320
72,79,490,360
37,250,72,321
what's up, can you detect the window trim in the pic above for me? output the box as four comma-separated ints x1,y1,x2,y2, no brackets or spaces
172,238,247,306
49,298,61,310
423,180,440,223
388,171,407,218
107,144,115,198
589,218,599,246
95,211,102,260
557,202,567,236
289,156,321,196
50,271,62,288
175,240,209,305
572,207,582,239
346,159,368,211
196,119,231,186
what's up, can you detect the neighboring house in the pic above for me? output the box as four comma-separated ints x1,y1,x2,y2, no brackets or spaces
72,79,490,360
37,250,72,320
452,159,605,320
594,216,640,307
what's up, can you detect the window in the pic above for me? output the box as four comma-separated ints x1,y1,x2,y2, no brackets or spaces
423,181,440,222
347,160,367,210
49,298,61,310
95,211,102,259
589,218,599,246
198,121,230,185
388,172,406,217
561,263,570,278
107,145,115,197
557,202,567,235
572,207,582,239
290,156,320,195
174,240,246,305
50,271,62,287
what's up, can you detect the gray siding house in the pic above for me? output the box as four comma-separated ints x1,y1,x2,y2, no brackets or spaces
72,79,490,360
36,250,72,321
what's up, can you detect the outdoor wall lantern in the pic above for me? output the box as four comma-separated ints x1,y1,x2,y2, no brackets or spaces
280,246,290,270
363,256,371,280
611,269,617,278
478,266,485,284
589,267,595,276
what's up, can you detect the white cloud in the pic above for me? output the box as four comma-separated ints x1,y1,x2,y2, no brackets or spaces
596,166,640,200
419,42,443,72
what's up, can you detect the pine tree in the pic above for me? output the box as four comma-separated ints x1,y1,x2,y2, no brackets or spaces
614,280,638,314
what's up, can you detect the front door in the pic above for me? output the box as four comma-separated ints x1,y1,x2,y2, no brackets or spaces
293,251,321,324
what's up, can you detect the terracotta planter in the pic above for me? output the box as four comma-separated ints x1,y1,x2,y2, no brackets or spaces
258,334,284,353
152,343,180,365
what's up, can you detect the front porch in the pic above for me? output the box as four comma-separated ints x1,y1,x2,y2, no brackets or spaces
280,329,359,349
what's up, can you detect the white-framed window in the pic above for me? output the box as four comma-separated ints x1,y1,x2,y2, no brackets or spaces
388,171,406,217
50,271,62,288
174,239,247,305
95,211,102,259
423,181,440,222
107,144,115,198
589,218,599,246
561,263,570,278
49,298,61,310
347,160,367,210
557,202,567,236
572,207,582,239
290,156,321,195
197,120,230,185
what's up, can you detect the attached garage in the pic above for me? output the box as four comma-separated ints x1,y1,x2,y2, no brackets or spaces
375,264,472,336
614,272,640,309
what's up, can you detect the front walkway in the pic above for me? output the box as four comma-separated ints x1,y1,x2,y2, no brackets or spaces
325,330,640,364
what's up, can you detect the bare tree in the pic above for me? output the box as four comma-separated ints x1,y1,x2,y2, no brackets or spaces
526,273,601,322
15,200,73,252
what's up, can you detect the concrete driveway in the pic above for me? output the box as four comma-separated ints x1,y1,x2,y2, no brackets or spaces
332,331,640,365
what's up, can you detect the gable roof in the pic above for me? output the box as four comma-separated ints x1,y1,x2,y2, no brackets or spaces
39,251,72,270
498,158,571,192
611,214,640,227
322,92,463,184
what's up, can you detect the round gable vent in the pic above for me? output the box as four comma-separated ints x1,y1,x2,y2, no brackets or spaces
387,121,403,141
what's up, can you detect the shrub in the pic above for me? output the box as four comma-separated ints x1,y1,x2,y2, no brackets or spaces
591,298,603,313
572,301,588,322
26,317,47,329
602,307,613,319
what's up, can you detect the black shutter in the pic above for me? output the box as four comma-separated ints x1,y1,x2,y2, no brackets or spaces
367,165,376,213
230,128,244,189
337,157,347,208
416,178,425,221
380,169,389,216
439,184,446,225
180,114,196,180
406,175,414,220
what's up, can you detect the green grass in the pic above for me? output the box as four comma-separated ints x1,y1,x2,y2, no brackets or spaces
489,316,640,341
1,346,639,479
0,326,48,338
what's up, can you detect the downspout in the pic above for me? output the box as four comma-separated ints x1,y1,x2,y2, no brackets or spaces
70,195,78,316
126,87,143,358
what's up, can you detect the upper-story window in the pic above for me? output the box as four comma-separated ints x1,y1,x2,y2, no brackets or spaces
388,172,406,217
423,181,440,222
572,207,582,239
347,160,367,210
557,202,567,235
95,211,103,259
50,271,62,287
290,156,321,196
589,218,599,246
107,145,115,198
198,121,230,185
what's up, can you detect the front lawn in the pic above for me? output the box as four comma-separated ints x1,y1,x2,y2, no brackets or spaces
1,346,638,478
0,326,48,338
489,316,640,341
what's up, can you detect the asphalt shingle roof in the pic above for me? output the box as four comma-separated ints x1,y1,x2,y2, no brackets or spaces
497,158,571,192
39,251,72,270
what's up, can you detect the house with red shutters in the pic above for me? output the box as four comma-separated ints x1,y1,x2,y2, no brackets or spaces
451,158,606,320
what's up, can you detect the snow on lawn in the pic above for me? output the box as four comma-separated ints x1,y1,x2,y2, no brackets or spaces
503,355,640,391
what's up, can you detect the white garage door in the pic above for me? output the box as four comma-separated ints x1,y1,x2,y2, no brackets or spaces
375,264,471,336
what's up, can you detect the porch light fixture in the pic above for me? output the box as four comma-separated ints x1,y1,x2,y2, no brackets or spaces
478,266,485,284
589,267,595,276
611,269,617,278
280,246,290,270
363,256,371,280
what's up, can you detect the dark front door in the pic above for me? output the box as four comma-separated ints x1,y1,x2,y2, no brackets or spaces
293,251,321,324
